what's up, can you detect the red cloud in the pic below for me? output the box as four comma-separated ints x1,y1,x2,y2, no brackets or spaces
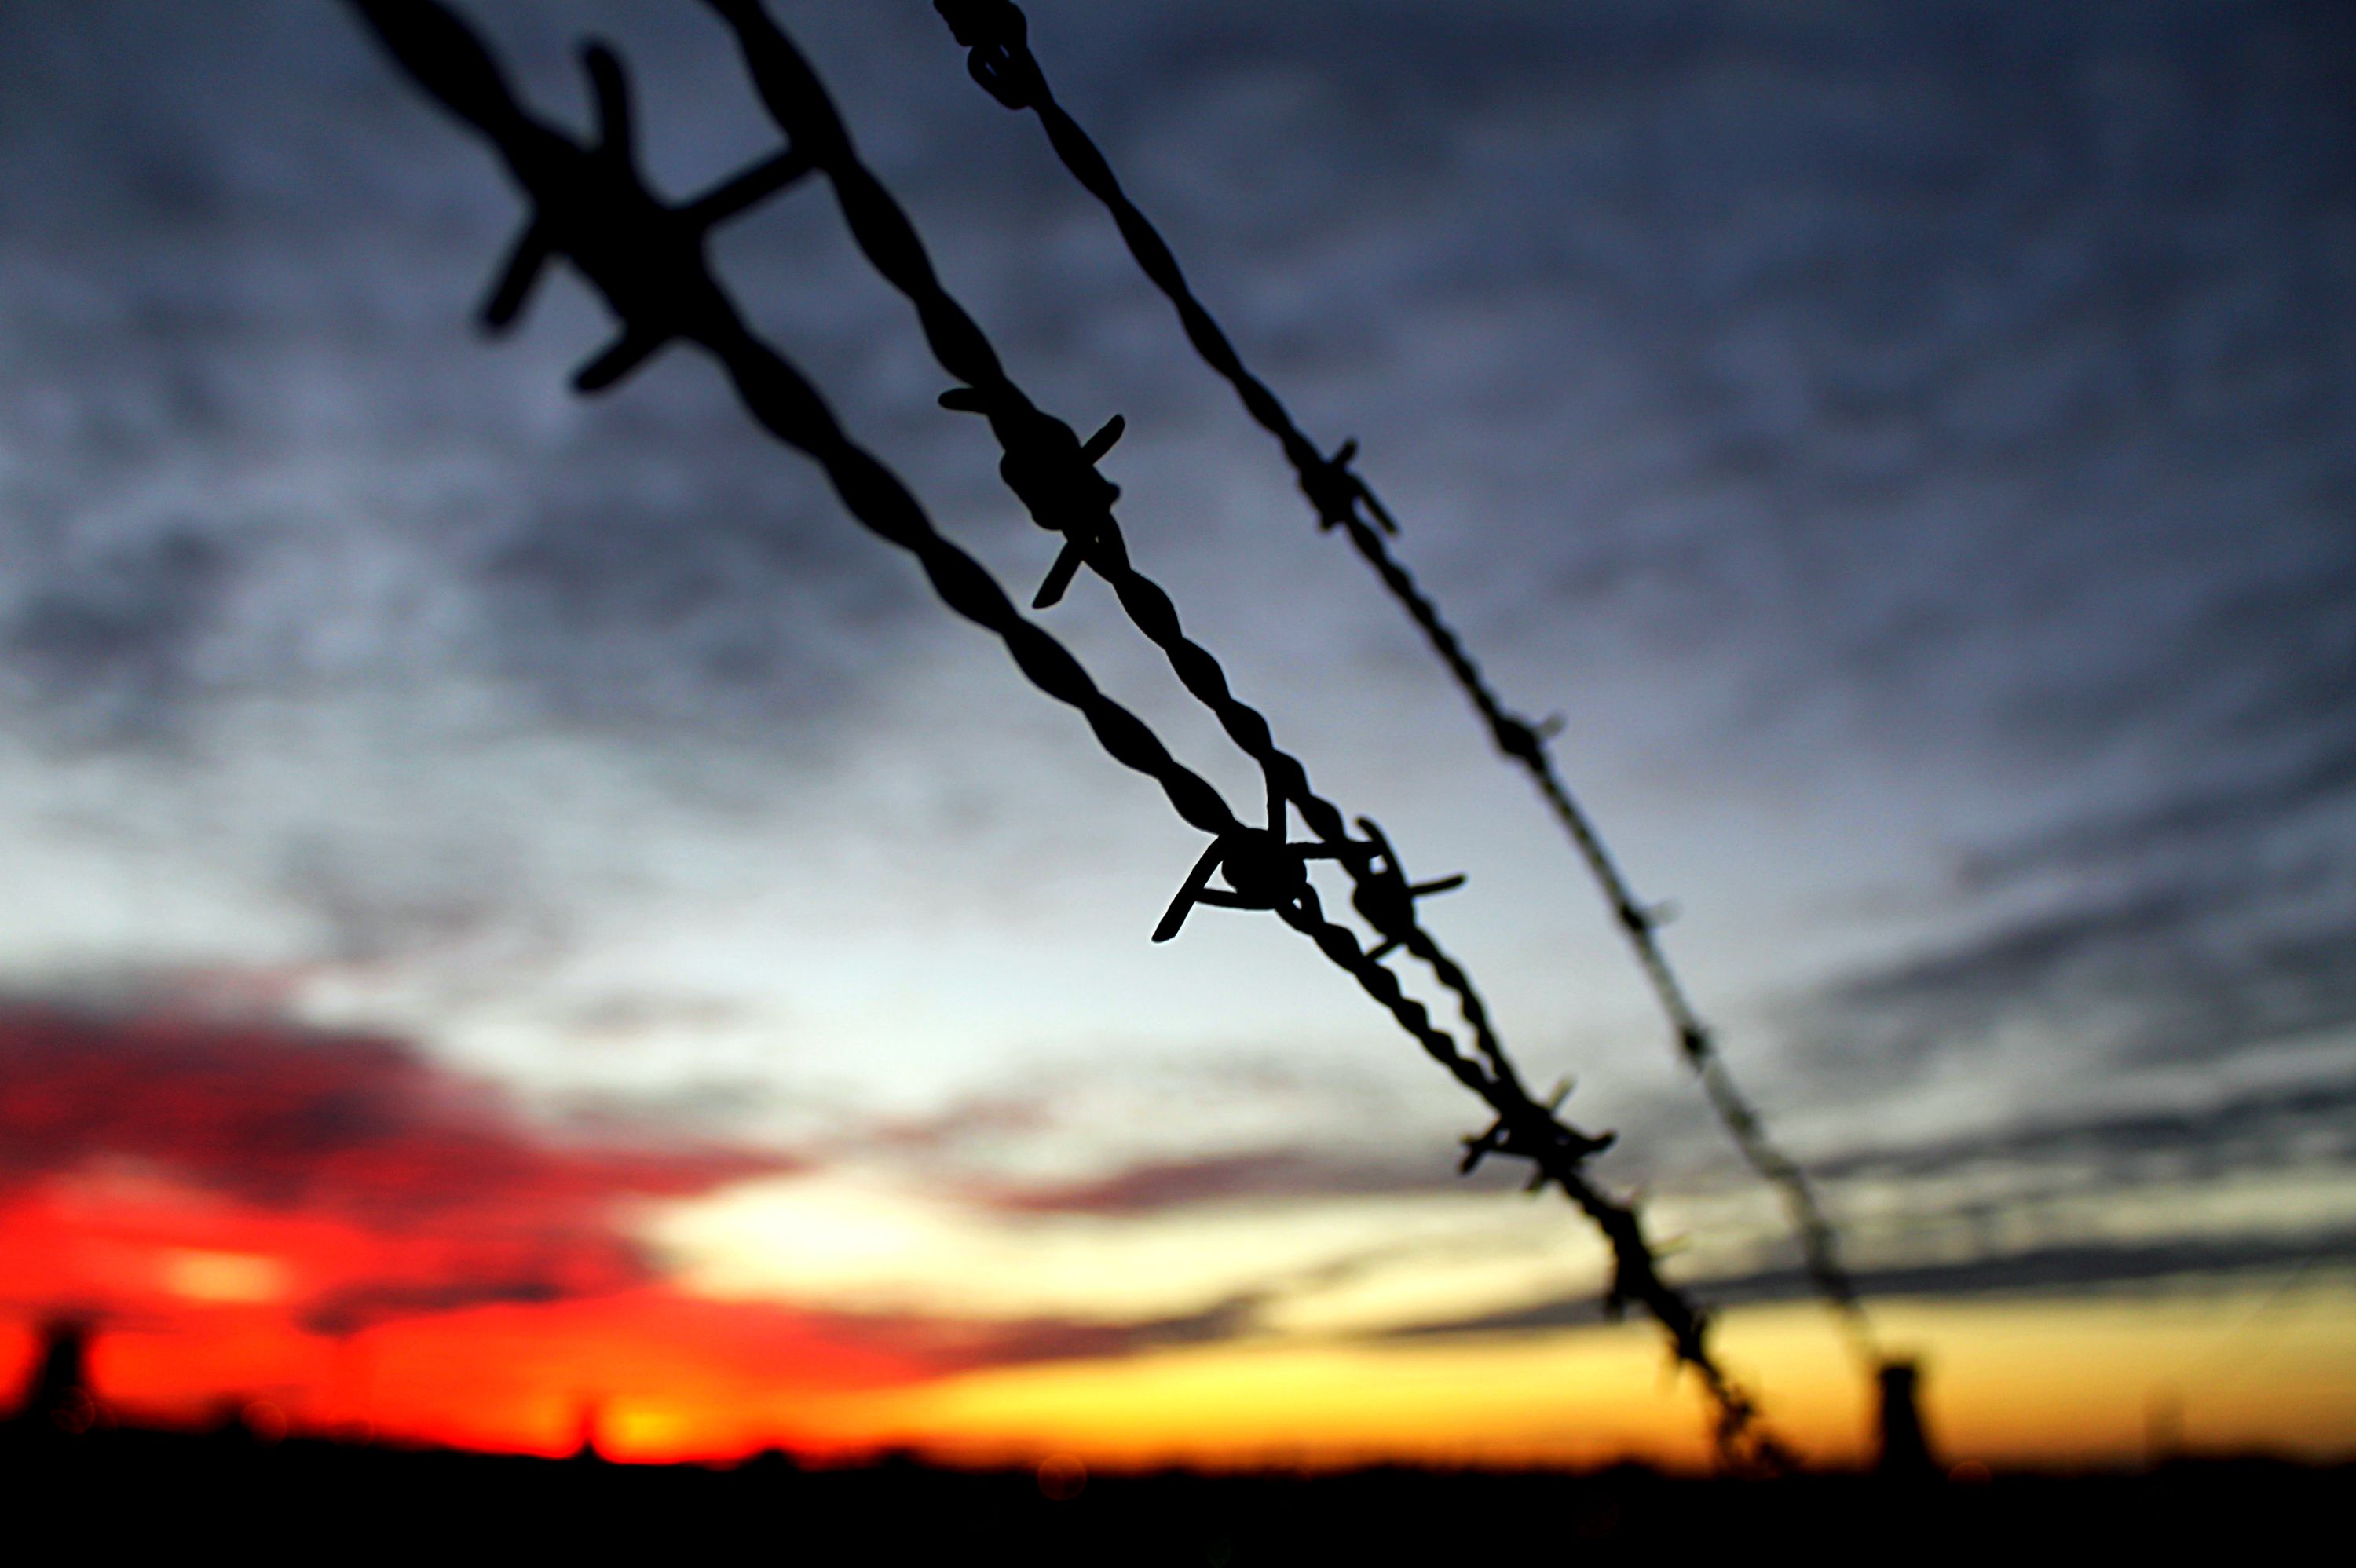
0,1003,935,1455
0,1004,800,1332
0,1007,780,1219
0,1004,1293,1458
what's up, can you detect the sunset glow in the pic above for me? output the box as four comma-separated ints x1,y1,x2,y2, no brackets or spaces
5,0,2353,1485
5,1004,2351,1466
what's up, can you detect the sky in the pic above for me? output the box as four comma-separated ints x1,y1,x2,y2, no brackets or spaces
1,0,2352,1468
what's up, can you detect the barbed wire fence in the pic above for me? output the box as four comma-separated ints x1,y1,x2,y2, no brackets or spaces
931,0,1882,1375
351,0,1797,1463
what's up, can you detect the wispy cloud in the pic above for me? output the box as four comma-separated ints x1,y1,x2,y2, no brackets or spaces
1382,1225,2356,1343
1813,1073,2356,1186
974,1145,1483,1217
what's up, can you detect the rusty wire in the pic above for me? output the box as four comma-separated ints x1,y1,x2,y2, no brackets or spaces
349,0,1787,1461
933,0,1877,1372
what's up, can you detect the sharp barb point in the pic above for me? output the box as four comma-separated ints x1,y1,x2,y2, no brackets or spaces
572,331,664,393
1082,413,1125,460
1033,542,1086,609
478,221,552,331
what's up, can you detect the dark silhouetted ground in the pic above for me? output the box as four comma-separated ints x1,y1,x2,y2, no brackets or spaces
1,1413,2337,1562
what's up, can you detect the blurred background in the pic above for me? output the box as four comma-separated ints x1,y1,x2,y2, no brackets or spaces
1,0,2351,1468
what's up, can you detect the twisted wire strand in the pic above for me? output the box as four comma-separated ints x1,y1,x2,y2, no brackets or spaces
1275,884,1790,1466
350,0,1780,1460
700,0,1517,1092
349,0,1227,836
934,0,1875,1369
701,16,1742,1409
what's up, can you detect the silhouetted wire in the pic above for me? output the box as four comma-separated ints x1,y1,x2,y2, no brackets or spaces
349,0,1785,1463
697,0,1787,1456
696,0,1517,1104
931,0,1877,1371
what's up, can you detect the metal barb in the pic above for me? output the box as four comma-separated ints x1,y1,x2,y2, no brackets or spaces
1156,785,1372,943
1349,817,1465,963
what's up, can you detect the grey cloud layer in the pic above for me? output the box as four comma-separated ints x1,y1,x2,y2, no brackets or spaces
1382,1226,2356,1343
2,0,2351,1329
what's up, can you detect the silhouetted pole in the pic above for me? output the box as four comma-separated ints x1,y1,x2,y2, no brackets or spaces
2146,1387,2183,1467
1875,1360,1937,1480
13,1319,97,1437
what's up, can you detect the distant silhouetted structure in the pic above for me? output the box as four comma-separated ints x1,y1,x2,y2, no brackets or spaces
1875,1361,1937,1479
569,1399,607,1464
11,1319,97,1436
2146,1387,2183,1466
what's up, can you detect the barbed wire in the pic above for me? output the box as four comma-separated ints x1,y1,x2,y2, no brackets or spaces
931,0,1878,1371
349,0,1785,1463
697,0,1525,1108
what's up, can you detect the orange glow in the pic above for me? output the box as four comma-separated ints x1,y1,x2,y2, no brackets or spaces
0,1005,933,1460
79,1289,936,1460
5,1004,2353,1468
824,1292,2356,1472
0,1175,946,1458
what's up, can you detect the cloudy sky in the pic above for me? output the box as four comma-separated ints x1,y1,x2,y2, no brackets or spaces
2,0,2351,1465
